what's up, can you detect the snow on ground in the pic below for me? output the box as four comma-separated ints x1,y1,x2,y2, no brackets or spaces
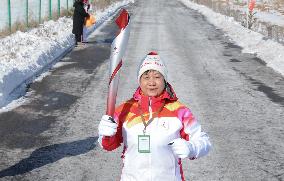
0,0,134,109
179,0,284,76
0,0,284,110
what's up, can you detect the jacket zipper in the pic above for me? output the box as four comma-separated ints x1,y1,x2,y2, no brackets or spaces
149,97,153,119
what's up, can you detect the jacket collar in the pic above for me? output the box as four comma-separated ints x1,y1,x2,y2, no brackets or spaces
133,83,178,112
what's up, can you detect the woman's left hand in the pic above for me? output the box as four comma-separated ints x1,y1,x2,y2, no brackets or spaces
168,138,191,159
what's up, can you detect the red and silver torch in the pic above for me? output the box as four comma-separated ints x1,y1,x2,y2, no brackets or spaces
106,9,130,117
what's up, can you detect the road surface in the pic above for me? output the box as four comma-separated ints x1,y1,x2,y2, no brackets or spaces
0,0,283,180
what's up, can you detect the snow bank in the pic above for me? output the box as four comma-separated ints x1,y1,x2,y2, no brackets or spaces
179,0,284,76
0,0,134,108
0,17,74,107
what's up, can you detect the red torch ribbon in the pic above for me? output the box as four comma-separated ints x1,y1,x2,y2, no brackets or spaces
249,0,256,12
106,9,130,117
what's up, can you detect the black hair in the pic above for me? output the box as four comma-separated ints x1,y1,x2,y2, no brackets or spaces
165,81,174,98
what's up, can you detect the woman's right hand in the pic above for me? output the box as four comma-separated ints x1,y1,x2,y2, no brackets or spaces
98,115,118,136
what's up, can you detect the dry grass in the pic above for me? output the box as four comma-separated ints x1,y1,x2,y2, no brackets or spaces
269,0,284,9
0,17,40,38
0,27,11,38
232,0,284,13
195,0,284,14
61,8,74,18
193,0,284,44
5,20,28,34
91,0,121,9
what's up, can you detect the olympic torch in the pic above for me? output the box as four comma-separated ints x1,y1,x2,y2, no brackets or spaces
106,9,130,117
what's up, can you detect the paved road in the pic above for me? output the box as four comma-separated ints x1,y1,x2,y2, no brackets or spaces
0,0,283,180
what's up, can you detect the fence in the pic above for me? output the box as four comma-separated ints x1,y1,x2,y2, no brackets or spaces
0,0,78,33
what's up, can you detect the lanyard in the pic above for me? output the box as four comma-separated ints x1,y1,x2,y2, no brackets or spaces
139,102,165,134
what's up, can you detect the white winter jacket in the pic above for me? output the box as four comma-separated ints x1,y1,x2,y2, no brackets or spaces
98,85,211,181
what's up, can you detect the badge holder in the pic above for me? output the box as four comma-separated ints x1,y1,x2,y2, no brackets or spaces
138,135,150,153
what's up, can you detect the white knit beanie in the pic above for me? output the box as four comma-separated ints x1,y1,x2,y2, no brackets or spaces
137,51,167,83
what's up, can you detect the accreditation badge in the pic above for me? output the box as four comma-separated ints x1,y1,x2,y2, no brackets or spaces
138,135,150,153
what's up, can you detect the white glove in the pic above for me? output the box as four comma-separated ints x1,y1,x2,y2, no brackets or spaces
98,115,118,136
168,138,191,159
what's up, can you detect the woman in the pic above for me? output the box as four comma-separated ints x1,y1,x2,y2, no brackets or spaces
98,51,211,181
72,0,89,46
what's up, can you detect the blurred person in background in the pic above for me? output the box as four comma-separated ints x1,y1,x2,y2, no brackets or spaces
72,0,89,46
82,0,91,43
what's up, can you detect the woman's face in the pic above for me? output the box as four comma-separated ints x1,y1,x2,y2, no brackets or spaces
140,70,165,97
